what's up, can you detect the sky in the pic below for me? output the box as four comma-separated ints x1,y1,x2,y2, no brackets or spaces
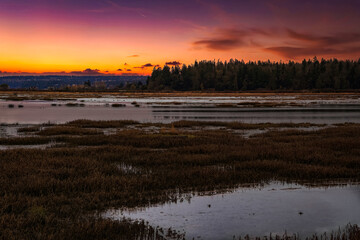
1,0,360,76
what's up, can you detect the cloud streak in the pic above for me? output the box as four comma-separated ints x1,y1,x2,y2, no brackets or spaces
192,25,360,59
193,38,242,51
192,27,272,51
286,29,360,46
265,29,360,58
105,0,147,17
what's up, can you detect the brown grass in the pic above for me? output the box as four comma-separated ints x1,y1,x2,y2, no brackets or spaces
0,121,359,239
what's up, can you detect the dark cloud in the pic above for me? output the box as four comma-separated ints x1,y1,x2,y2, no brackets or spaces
126,69,132,71
193,38,242,51
117,69,123,71
70,68,103,75
83,68,101,74
165,61,182,66
134,63,156,69
128,55,139,57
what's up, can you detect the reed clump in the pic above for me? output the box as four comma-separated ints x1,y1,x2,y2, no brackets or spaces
65,119,139,128
18,126,41,133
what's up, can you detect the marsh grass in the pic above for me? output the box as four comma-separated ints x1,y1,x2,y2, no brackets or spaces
18,126,41,133
37,126,102,136
167,120,323,130
237,224,360,240
0,121,359,239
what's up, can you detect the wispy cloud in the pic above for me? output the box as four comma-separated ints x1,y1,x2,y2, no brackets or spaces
266,29,360,58
286,29,360,46
193,38,243,51
192,25,360,58
192,27,273,51
105,0,147,17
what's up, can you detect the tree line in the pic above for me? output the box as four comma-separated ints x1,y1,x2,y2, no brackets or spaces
147,58,360,91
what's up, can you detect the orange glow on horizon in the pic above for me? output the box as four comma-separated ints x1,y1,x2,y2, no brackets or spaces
1,1,360,75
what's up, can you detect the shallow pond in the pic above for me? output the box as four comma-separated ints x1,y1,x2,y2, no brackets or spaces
103,182,360,239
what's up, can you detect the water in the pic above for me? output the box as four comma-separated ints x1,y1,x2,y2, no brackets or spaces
103,182,360,239
0,101,154,124
1,98,360,124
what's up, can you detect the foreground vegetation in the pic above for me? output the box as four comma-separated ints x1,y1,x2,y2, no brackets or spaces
0,120,360,239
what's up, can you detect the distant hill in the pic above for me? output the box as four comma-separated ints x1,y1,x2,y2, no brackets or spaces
0,75,147,90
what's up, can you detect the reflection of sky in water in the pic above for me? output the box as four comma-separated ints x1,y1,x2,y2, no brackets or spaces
103,183,360,240
0,97,360,124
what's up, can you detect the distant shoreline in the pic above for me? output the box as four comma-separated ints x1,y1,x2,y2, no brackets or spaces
1,89,360,97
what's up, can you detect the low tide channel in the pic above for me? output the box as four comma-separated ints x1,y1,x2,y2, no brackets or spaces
103,182,360,239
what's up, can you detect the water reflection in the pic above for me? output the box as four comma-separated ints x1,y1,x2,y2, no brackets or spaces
1,100,360,124
103,182,360,240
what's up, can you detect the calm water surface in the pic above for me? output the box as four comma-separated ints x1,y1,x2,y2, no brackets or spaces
103,182,360,240
1,99,360,124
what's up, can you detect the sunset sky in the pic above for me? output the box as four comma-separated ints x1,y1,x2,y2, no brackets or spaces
1,0,360,75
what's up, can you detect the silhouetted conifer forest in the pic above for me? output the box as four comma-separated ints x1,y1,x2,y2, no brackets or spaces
147,57,360,91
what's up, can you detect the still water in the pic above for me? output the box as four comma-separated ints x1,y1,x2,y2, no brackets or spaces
1,99,360,124
103,182,360,240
